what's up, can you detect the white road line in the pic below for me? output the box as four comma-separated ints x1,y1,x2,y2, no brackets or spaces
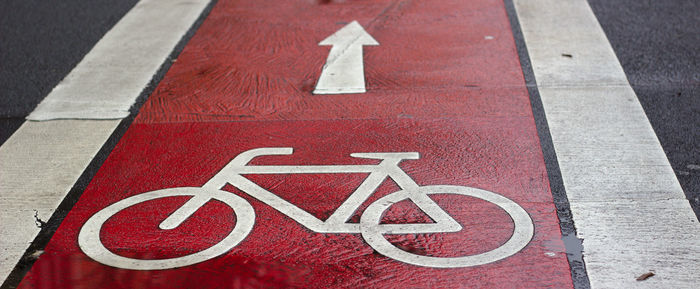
513,0,700,287
0,0,210,284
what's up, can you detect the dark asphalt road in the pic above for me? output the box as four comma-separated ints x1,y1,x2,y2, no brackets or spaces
1,0,697,224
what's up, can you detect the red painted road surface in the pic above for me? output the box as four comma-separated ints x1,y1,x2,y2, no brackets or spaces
19,0,574,288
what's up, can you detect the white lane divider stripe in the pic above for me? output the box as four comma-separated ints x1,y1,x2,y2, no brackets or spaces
0,0,210,284
513,0,700,288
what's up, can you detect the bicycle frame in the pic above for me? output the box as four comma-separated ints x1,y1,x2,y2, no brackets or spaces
159,148,461,233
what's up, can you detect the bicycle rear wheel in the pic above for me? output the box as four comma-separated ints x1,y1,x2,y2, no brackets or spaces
78,187,255,270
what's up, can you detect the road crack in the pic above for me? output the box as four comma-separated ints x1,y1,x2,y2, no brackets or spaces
33,210,46,228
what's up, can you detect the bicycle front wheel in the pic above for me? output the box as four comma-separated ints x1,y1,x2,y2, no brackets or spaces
360,185,533,268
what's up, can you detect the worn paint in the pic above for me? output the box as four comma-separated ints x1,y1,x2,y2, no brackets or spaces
18,0,574,287
20,120,572,288
135,0,531,123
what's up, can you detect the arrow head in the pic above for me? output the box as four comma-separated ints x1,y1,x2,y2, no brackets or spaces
319,20,379,46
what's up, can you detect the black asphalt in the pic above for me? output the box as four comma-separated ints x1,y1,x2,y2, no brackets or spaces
589,0,700,218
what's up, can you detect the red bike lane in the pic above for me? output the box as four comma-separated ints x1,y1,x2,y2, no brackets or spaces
19,0,574,287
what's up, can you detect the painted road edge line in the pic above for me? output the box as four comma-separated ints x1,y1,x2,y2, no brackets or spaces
513,0,700,288
0,0,211,285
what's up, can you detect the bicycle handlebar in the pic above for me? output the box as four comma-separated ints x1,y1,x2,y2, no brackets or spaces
351,152,419,160
230,147,294,166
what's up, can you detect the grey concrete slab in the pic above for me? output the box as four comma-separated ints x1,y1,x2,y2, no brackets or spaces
570,199,700,288
0,120,121,282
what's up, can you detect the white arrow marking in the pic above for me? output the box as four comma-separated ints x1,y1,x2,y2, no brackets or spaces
314,21,379,94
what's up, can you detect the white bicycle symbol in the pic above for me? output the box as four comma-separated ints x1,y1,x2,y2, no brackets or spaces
79,148,533,270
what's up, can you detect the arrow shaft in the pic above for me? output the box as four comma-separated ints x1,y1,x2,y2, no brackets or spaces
314,45,367,94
